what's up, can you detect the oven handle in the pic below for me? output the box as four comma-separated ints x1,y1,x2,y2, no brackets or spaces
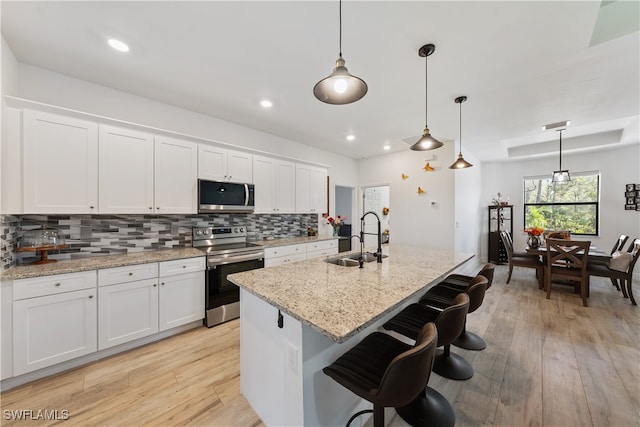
208,253,265,267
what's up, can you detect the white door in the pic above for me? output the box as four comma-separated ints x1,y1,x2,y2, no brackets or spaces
276,160,295,213
98,278,159,349
310,167,328,213
253,155,276,213
362,186,390,249
295,165,312,213
13,289,97,375
23,110,98,214
99,125,155,214
198,145,227,181
155,136,198,213
158,271,204,331
226,149,253,183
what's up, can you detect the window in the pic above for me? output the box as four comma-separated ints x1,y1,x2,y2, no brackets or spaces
523,172,600,235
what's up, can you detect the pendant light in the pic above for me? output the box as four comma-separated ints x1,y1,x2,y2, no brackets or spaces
449,96,473,169
410,44,443,151
313,0,367,105
552,129,570,183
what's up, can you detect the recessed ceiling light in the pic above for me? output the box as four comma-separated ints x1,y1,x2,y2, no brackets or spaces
107,38,130,53
383,144,391,150
260,99,273,108
346,135,355,141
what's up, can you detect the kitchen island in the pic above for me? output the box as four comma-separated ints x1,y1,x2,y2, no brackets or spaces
228,244,473,426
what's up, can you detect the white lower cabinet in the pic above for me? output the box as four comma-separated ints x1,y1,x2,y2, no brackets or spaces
158,258,205,331
264,240,338,267
98,277,159,350
13,288,97,376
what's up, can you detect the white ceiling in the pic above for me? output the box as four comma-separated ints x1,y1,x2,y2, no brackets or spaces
2,1,639,162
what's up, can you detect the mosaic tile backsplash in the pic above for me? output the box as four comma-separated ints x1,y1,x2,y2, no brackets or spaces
0,213,318,270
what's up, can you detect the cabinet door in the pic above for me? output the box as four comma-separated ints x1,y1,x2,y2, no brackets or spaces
295,165,312,213
23,110,98,214
198,145,227,181
310,167,327,213
98,278,159,349
99,125,155,214
158,271,204,331
13,288,97,375
275,160,296,213
155,136,197,213
226,149,253,183
253,155,276,213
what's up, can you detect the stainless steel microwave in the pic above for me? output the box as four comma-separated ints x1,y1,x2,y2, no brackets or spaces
198,180,255,213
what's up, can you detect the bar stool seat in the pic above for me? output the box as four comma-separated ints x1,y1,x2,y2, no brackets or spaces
420,273,490,350
323,323,438,427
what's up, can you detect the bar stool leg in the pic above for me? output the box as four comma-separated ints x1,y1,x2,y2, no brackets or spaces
395,386,455,427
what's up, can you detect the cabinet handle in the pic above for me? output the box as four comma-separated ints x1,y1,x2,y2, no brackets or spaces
153,283,157,287
183,265,186,268
149,207,153,210
89,295,94,299
161,282,165,286
156,207,160,210
129,272,133,276
90,206,95,209
54,283,61,287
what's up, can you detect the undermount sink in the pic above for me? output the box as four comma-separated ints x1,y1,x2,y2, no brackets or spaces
326,252,389,267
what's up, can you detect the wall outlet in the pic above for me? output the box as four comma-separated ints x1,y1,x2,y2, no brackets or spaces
430,200,438,207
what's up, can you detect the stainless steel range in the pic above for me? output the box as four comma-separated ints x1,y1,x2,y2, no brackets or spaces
193,226,264,327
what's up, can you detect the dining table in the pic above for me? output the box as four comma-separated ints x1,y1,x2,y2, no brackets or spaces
525,244,611,298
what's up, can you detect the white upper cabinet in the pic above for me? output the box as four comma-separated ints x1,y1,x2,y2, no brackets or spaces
253,155,295,214
198,145,253,183
99,125,155,214
23,110,98,214
154,136,198,214
295,165,327,213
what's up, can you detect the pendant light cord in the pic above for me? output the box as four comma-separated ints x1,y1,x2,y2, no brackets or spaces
425,54,428,126
339,0,343,57
558,129,563,169
459,100,462,154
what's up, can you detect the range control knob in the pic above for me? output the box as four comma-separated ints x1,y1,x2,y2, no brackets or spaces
239,227,244,232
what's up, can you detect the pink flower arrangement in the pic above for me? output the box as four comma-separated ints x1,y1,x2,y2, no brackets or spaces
323,214,347,234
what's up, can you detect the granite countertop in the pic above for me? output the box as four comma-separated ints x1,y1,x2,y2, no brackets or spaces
1,248,206,280
1,236,339,281
228,245,474,343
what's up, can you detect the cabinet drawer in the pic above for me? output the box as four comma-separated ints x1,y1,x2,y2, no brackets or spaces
264,252,307,268
159,257,205,277
98,263,158,287
307,247,339,260
264,244,306,259
13,271,97,301
307,239,338,252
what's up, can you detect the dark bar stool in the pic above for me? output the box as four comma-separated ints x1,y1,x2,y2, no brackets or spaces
323,323,438,427
421,271,491,351
382,293,470,427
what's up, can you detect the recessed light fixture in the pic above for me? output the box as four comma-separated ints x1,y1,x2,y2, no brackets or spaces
107,38,130,53
260,99,273,108
346,135,355,141
383,144,391,150
542,120,571,130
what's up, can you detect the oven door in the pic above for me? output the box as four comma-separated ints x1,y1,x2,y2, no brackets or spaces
205,257,264,327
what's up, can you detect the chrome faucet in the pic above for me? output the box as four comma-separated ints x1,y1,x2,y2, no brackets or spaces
360,211,383,264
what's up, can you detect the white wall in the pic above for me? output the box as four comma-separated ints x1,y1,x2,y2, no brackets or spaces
1,37,20,213
453,150,483,257
10,63,359,217
358,145,456,249
481,144,640,259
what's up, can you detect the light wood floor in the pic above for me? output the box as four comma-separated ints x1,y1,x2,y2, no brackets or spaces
1,265,639,427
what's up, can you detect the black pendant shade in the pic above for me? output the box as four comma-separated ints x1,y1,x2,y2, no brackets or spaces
552,129,570,183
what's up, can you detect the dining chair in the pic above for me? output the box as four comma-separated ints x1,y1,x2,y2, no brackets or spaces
587,238,640,305
545,238,591,307
499,231,544,288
